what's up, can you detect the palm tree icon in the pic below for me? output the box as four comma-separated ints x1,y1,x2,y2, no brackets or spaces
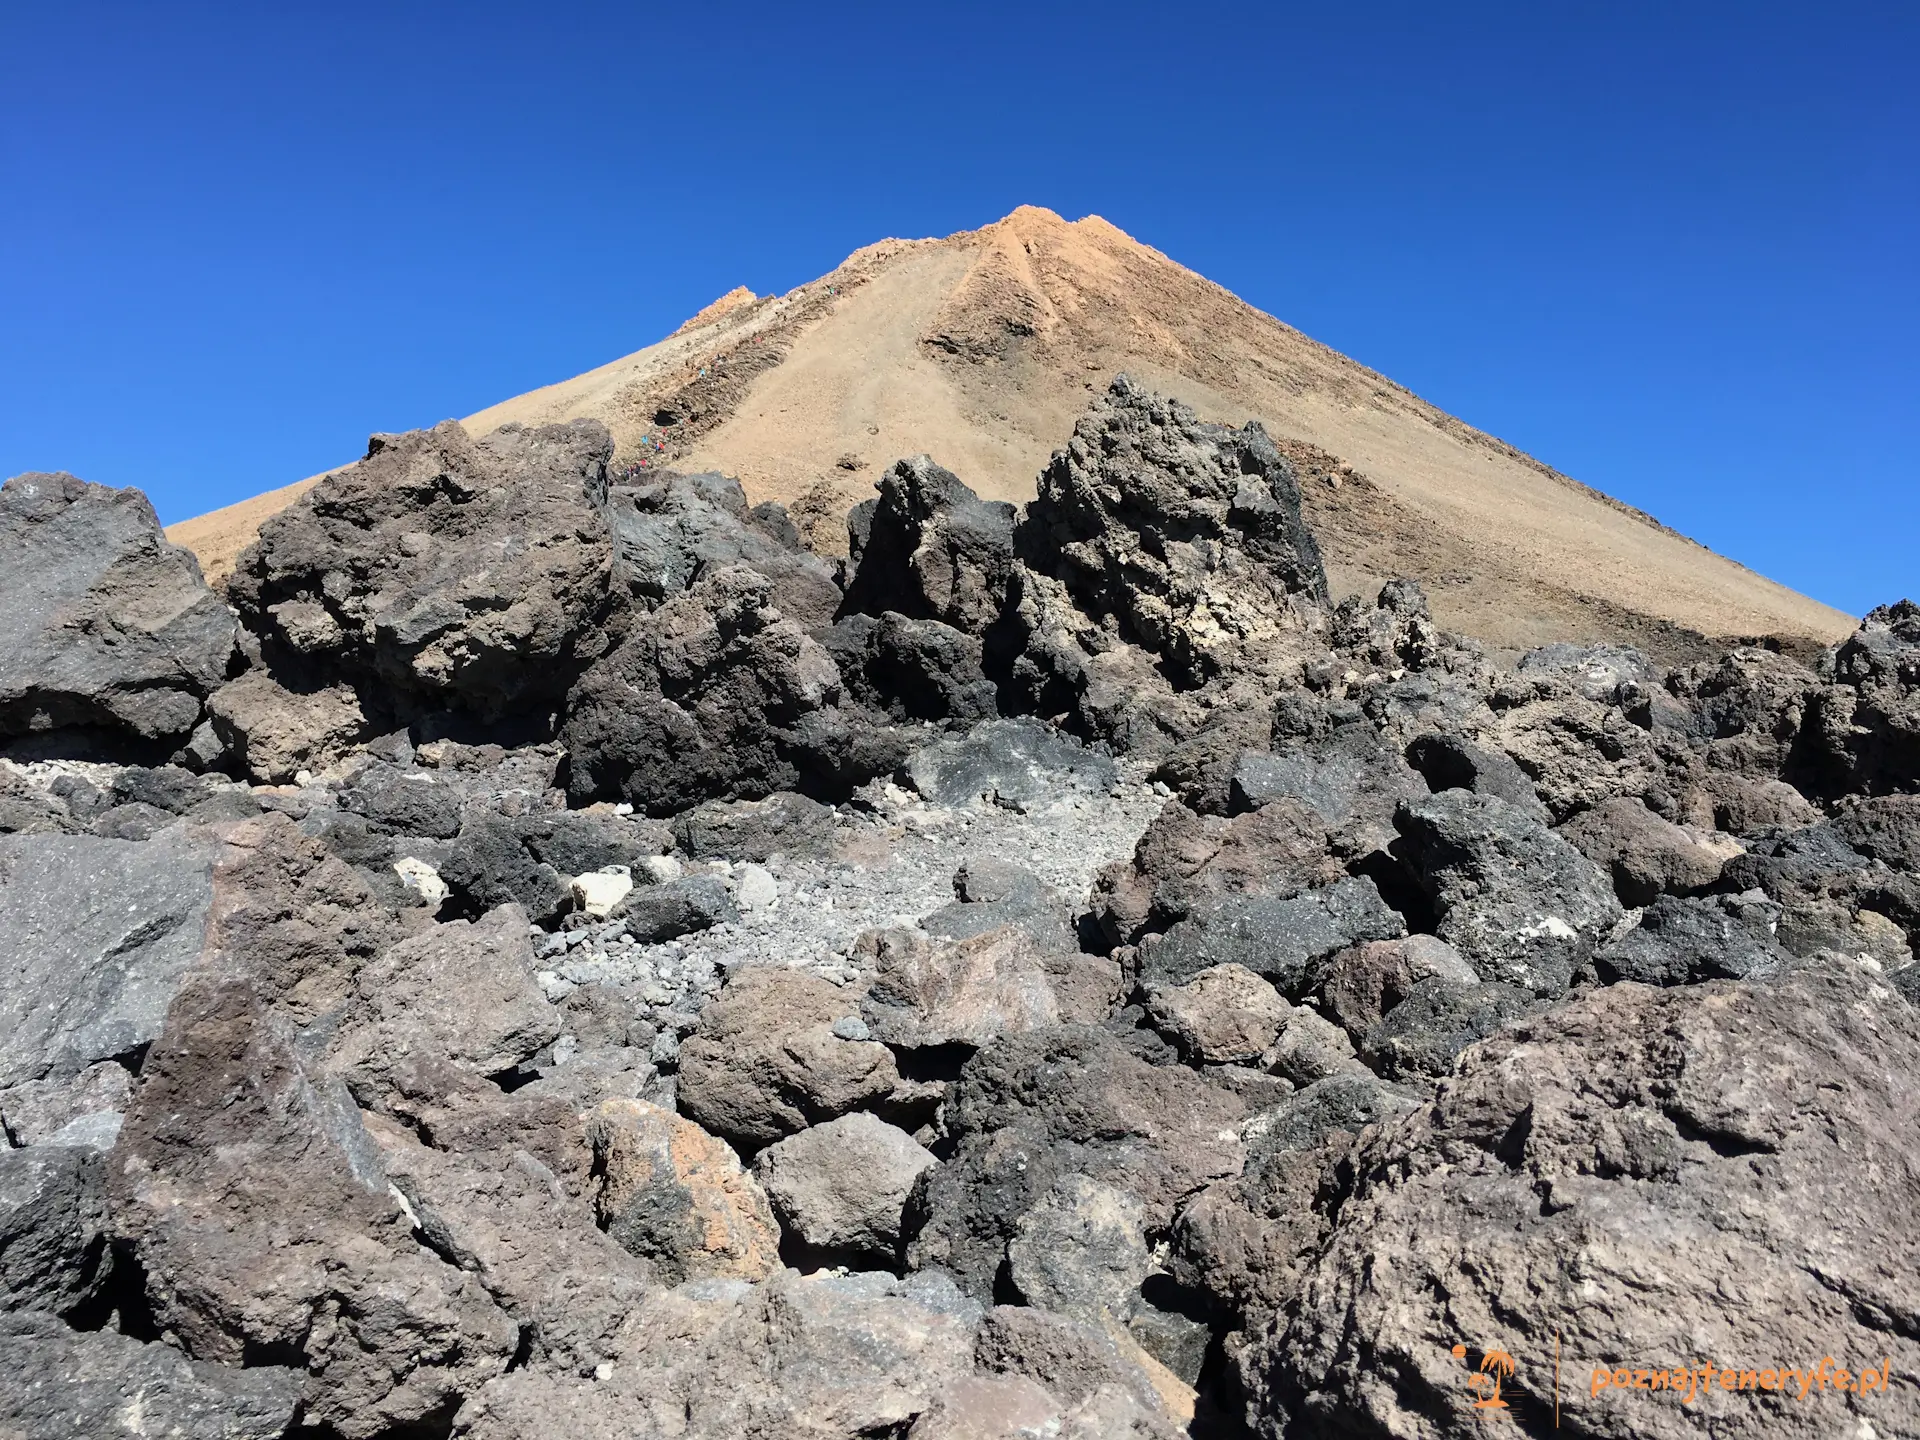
1470,1349,1517,1409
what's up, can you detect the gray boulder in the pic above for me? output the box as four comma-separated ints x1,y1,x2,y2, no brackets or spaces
920,857,1076,951
452,1269,984,1440
1393,790,1622,994
617,873,739,942
1006,1173,1150,1319
564,565,911,813
229,419,616,722
905,717,1119,811
0,827,215,1088
0,1144,111,1316
1170,1074,1419,1327
1593,893,1787,985
824,609,1000,724
1799,600,1920,797
1516,641,1651,704
905,1025,1245,1300
754,1111,938,1265
1358,976,1539,1084
605,469,840,627
0,1060,132,1147
670,790,840,862
1402,731,1545,819
1093,797,1345,947
0,471,235,755
0,1311,300,1440
1137,876,1405,994
0,768,82,835
840,455,1019,635
1833,792,1920,873
326,903,560,1109
361,1094,654,1377
337,760,465,838
1229,729,1429,856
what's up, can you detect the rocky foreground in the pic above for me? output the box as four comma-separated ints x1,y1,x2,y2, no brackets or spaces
2,378,1916,1439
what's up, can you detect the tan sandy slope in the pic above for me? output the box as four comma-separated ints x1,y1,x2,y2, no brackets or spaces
168,206,1853,658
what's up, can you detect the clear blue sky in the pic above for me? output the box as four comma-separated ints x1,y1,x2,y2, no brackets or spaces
3,3,1914,617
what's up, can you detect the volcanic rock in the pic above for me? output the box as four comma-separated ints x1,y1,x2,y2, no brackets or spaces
1358,976,1540,1084
0,471,235,756
605,468,840,626
585,1097,780,1283
0,1311,300,1440
0,1144,112,1317
207,671,369,783
1143,963,1289,1065
229,418,617,723
1314,935,1481,1043
677,967,899,1149
905,1025,1245,1299
453,1269,984,1440
564,565,911,813
753,1111,938,1266
108,973,519,1438
1250,959,1920,1440
1137,877,1406,994
0,827,215,1089
1393,790,1622,995
1593,892,1788,985
1557,794,1743,906
670,790,841,861
840,455,1019,635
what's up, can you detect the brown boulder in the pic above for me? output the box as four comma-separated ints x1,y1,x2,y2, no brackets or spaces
1251,960,1920,1439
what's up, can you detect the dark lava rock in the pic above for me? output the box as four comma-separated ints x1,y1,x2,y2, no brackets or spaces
229,418,617,723
1393,790,1622,995
0,1143,112,1317
1403,731,1545,819
904,1024,1245,1300
1593,892,1787,986
0,471,235,756
0,827,216,1089
1137,877,1406,995
840,455,1019,635
1358,976,1540,1083
1017,376,1328,692
0,1310,300,1440
442,808,660,923
564,565,912,814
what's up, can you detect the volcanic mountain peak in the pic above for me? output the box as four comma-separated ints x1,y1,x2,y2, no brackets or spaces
166,205,1851,660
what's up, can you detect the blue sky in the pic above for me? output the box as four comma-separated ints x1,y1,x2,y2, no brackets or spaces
2,2,1914,617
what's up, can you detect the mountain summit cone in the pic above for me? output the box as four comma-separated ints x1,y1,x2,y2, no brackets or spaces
168,205,1850,658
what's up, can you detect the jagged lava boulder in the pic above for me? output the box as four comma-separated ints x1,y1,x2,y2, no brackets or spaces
1248,959,1920,1440
1,471,235,757
229,418,617,723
